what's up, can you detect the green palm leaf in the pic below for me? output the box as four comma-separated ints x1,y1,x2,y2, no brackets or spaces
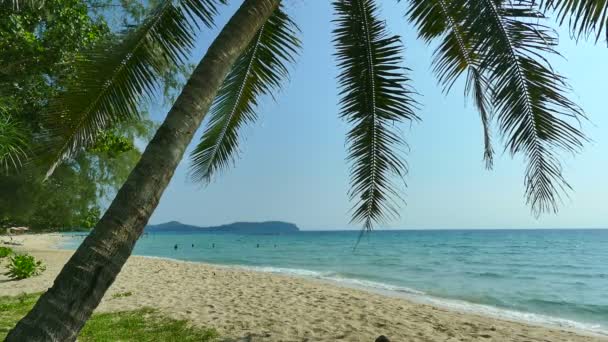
464,0,586,215
538,0,608,44
189,5,300,184
0,111,29,174
407,0,494,168
465,68,494,168
43,0,225,178
333,0,419,230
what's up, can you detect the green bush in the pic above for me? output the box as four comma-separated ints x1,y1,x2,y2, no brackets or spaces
0,247,13,258
3,254,46,280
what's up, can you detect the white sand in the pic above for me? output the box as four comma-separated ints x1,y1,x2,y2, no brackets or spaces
1,234,606,341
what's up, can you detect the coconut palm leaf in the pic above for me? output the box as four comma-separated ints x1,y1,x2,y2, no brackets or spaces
333,0,419,230
464,0,586,215
465,67,494,168
407,0,494,168
189,5,300,184
43,0,225,178
0,112,29,174
538,0,608,44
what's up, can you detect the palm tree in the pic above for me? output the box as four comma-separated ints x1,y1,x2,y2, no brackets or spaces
6,0,606,340
6,0,283,340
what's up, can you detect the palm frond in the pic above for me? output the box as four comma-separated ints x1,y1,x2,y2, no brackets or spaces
43,0,225,178
466,67,494,168
189,5,300,184
465,0,586,215
333,0,419,230
407,0,494,168
538,0,608,44
0,112,29,174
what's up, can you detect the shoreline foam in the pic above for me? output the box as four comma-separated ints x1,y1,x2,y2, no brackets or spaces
79,250,608,337
223,265,608,337
59,234,608,338
1,233,606,341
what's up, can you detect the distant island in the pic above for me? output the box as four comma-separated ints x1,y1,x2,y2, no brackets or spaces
145,221,300,234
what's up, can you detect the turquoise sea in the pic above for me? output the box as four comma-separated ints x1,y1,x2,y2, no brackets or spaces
63,229,608,335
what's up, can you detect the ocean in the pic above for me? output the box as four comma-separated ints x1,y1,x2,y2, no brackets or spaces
62,229,608,335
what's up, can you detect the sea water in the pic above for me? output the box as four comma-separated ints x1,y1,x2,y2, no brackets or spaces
62,229,608,335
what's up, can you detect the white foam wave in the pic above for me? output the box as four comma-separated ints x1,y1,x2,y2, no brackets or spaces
323,276,426,295
51,244,608,337
416,296,607,337
235,265,607,337
243,266,329,278
239,266,424,295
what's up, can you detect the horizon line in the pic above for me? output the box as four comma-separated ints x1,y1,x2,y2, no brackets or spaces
147,221,607,231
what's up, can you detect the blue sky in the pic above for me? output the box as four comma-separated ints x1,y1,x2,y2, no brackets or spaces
147,0,608,230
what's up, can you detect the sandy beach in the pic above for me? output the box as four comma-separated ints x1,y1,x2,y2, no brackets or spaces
1,234,606,342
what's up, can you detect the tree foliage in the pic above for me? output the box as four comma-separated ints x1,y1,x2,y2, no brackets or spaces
537,0,608,44
0,111,28,173
42,0,224,177
11,0,606,230
0,0,155,231
407,0,588,216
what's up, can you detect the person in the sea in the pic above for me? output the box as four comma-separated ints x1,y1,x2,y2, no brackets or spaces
174,244,178,250
192,243,194,248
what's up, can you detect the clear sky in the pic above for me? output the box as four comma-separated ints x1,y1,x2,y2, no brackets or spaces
147,0,608,230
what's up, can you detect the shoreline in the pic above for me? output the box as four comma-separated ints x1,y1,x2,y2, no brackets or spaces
1,233,606,341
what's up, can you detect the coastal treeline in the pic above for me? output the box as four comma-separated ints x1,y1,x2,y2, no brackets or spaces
0,0,185,231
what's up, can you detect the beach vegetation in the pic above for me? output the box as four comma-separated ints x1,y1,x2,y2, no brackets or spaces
4,0,607,340
3,254,46,280
0,247,13,259
0,293,218,341
6,1,282,338
0,111,28,174
0,0,175,232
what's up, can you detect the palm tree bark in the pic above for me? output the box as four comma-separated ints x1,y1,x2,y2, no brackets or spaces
5,0,279,341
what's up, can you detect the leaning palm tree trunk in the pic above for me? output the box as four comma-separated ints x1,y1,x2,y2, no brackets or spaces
6,0,279,340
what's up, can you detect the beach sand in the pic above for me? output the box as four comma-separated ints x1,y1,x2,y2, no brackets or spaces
1,234,606,342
